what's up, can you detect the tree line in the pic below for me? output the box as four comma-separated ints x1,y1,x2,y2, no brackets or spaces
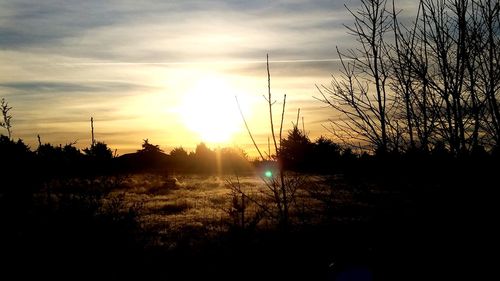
0,128,355,179
0,134,252,178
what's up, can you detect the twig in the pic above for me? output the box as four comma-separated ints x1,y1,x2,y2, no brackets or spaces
235,96,265,161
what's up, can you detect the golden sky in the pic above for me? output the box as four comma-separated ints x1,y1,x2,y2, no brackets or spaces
0,0,417,156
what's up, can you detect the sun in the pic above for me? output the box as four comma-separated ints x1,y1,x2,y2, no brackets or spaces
178,74,244,143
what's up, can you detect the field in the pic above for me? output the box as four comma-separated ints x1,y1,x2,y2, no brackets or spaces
2,167,491,281
101,171,489,281
33,172,384,279
112,173,405,277
107,173,336,246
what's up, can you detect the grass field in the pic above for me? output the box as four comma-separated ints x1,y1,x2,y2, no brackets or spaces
3,170,480,280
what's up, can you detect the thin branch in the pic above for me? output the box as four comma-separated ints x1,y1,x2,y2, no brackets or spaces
235,96,265,161
279,94,287,150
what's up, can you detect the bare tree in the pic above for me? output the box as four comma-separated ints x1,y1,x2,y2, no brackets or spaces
406,0,500,153
0,98,12,139
317,0,394,154
475,0,500,149
320,0,500,154
234,55,302,231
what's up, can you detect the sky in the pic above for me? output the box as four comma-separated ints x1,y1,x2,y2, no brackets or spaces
0,0,417,157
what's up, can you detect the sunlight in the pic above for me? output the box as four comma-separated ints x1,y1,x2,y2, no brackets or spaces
178,74,245,144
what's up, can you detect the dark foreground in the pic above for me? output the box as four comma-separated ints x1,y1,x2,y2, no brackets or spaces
0,156,496,281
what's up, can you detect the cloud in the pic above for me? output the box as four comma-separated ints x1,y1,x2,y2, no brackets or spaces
0,0,351,60
0,0,418,61
0,81,149,93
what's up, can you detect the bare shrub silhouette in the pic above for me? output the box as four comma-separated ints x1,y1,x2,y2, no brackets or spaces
0,98,12,139
225,176,266,233
232,54,310,232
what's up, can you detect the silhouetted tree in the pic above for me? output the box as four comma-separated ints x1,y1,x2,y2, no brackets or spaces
235,55,302,231
118,139,169,173
219,147,252,173
0,98,13,139
312,136,342,172
475,0,500,150
82,141,113,174
279,127,313,171
35,142,86,177
84,141,113,160
193,142,216,173
0,135,34,194
318,0,500,156
170,146,188,158
170,146,190,172
392,0,500,154
317,0,393,154
0,135,30,154
138,139,163,154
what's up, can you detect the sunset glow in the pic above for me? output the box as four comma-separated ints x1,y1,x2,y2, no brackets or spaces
0,0,418,155
178,74,244,143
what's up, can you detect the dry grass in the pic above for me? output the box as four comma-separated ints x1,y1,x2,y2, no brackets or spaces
109,173,364,248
